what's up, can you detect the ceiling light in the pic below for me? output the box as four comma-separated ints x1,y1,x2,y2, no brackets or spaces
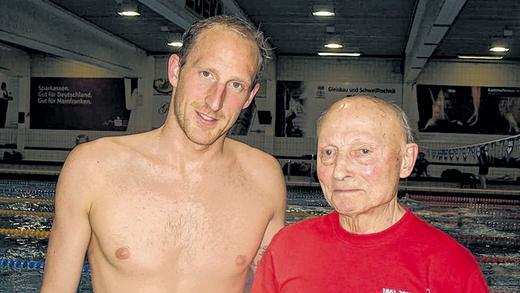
318,52,361,57
324,43,343,49
118,10,140,16
489,46,509,53
167,32,183,48
167,41,183,48
312,5,335,17
117,0,140,16
313,10,335,16
457,55,503,60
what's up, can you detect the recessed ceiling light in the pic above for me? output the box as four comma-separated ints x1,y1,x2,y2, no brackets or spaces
457,55,503,60
324,43,343,49
167,41,183,47
489,46,509,53
318,52,361,57
313,10,335,17
118,0,140,16
118,11,140,16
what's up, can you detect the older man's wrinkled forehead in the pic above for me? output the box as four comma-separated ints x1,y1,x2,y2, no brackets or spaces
319,96,406,142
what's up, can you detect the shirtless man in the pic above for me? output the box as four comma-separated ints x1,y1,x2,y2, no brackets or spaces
41,15,286,293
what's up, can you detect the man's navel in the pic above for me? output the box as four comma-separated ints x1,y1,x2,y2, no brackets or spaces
115,247,131,260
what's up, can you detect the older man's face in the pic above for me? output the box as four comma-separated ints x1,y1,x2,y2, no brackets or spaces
316,98,416,217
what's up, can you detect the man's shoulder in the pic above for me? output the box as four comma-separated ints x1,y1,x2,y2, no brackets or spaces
226,138,282,176
227,138,276,161
63,133,149,179
67,137,122,165
70,132,150,163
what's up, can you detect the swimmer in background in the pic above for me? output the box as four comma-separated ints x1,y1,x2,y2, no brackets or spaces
411,151,429,177
41,16,286,293
478,146,489,189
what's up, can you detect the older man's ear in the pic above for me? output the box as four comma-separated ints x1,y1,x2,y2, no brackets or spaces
400,143,419,178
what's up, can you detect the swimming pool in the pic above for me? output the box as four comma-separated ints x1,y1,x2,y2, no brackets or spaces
0,179,519,292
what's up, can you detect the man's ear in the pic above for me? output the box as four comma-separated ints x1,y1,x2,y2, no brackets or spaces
242,82,260,109
400,143,419,178
168,54,181,87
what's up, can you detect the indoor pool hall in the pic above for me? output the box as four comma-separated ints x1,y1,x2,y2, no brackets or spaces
2,0,520,292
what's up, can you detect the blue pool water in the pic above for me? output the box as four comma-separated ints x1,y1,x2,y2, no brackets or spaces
0,179,519,292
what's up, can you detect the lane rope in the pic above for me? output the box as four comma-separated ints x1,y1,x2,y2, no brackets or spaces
0,258,89,273
0,228,49,238
0,209,54,218
0,196,54,205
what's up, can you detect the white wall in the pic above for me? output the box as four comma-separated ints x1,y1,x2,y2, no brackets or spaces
271,55,402,156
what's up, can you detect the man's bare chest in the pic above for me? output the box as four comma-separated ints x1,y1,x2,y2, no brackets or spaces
87,179,271,275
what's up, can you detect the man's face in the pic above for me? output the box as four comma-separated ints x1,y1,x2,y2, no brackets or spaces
316,98,417,217
168,26,260,146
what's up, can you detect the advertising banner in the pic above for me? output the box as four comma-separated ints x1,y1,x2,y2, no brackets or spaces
0,72,18,128
30,77,133,131
417,85,520,134
275,81,402,137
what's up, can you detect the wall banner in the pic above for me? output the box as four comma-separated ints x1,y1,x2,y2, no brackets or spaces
30,77,133,131
0,72,19,129
275,81,402,137
417,85,520,134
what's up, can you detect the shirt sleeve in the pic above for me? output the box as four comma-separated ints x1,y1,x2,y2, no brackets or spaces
250,249,279,293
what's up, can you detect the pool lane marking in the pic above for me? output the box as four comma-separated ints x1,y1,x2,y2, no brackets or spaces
0,228,49,237
0,196,54,205
0,209,54,218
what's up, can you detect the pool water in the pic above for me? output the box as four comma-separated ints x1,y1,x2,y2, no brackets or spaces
0,180,519,292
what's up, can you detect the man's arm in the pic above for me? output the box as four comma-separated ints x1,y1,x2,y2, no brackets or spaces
41,145,97,293
250,248,279,293
252,156,286,271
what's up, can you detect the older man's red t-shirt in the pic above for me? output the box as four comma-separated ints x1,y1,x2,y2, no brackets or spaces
251,209,489,293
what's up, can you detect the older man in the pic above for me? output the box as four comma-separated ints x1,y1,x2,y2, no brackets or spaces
42,16,286,293
251,96,489,292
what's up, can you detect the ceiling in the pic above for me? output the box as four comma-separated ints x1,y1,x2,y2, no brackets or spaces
2,0,520,80
236,0,417,57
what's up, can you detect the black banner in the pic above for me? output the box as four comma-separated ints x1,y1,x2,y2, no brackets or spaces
417,85,520,134
30,77,132,131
